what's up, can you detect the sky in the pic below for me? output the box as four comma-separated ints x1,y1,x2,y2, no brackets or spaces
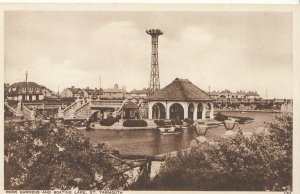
4,11,293,98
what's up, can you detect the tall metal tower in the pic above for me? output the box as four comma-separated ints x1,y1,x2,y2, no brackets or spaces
146,29,163,96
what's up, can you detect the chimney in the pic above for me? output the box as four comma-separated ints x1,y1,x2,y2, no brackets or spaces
72,86,75,89
114,84,118,89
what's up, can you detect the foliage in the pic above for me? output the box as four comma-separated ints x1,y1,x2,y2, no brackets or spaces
214,112,228,122
154,119,183,127
123,119,148,127
154,120,165,127
100,116,116,126
4,120,136,190
214,112,253,124
151,114,292,191
183,118,194,125
171,119,183,125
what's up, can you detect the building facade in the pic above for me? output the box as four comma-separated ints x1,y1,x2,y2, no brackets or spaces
82,87,103,99
102,84,126,99
148,78,215,120
210,89,261,102
6,82,51,101
60,87,84,98
127,88,149,99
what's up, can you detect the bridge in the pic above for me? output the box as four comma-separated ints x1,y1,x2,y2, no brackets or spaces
62,99,126,120
5,98,147,121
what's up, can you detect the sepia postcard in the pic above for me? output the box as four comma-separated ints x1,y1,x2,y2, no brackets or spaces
0,3,299,194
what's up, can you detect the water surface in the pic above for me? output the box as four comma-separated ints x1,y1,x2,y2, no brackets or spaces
84,112,279,155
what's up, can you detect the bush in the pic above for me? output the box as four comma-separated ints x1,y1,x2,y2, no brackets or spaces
171,119,183,125
183,118,194,125
214,113,254,124
99,116,116,126
154,120,166,127
214,112,228,121
123,119,148,127
151,114,292,191
4,121,137,190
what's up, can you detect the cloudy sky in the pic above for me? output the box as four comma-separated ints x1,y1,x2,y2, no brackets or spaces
4,11,292,98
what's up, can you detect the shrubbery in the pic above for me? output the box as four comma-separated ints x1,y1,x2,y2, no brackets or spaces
123,119,148,127
171,119,183,125
4,121,135,190
99,116,116,126
154,120,166,127
151,114,292,191
214,112,228,122
214,112,253,124
154,119,183,127
183,118,194,125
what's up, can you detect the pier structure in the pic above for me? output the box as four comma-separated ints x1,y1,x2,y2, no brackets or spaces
148,78,215,120
146,29,163,96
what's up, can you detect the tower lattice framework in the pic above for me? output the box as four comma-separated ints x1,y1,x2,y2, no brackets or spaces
146,29,163,96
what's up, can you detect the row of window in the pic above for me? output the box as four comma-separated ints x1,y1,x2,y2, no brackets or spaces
10,87,40,92
17,88,40,92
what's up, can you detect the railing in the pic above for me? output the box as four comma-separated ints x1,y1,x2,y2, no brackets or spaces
22,105,35,120
5,103,17,115
90,100,124,107
75,101,91,113
63,101,79,112
5,102,23,117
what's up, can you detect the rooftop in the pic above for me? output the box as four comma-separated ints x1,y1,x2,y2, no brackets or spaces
67,87,83,94
149,78,214,101
122,101,139,109
8,82,45,95
83,88,103,95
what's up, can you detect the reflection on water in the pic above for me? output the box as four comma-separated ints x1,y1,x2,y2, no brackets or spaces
84,112,280,155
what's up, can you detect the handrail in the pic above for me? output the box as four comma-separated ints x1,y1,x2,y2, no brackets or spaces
63,101,78,112
22,105,35,120
5,103,17,114
75,101,90,113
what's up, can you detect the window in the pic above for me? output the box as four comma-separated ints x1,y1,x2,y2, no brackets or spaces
29,88,33,92
22,88,26,92
12,87,16,91
36,88,39,92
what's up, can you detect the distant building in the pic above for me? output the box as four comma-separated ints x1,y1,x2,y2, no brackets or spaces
42,87,56,98
219,89,234,101
209,89,261,102
102,84,126,99
127,88,149,98
60,86,84,98
82,87,103,99
236,90,247,101
209,91,219,99
6,82,52,101
245,91,261,102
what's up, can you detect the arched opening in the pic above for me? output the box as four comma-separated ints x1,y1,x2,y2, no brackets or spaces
188,103,194,119
169,103,184,120
206,103,212,118
152,103,166,119
197,103,203,119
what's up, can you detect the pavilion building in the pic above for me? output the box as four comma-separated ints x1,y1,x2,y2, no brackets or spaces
148,78,215,120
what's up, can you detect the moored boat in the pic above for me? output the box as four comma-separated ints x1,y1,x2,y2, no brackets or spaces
159,126,181,135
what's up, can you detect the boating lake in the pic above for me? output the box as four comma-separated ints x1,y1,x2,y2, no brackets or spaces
83,112,280,156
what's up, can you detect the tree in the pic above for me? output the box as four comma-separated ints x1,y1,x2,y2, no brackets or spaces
4,120,135,190
151,114,292,191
